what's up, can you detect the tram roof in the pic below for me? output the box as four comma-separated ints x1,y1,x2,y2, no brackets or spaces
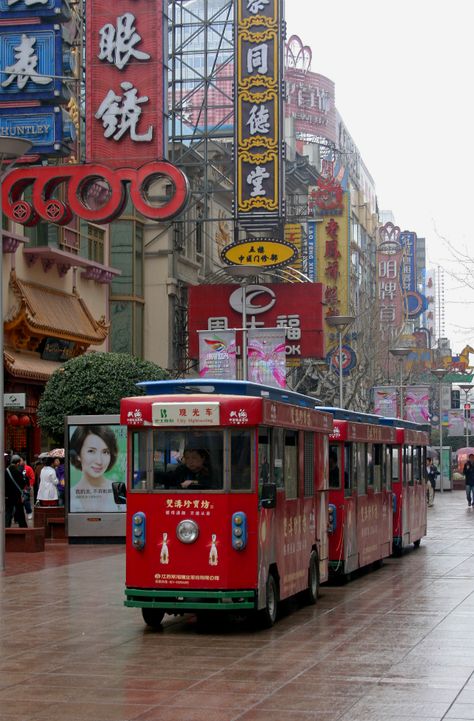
379,416,431,433
137,379,321,409
317,407,382,424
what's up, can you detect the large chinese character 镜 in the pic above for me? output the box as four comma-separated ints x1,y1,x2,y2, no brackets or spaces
98,13,150,71
95,81,153,141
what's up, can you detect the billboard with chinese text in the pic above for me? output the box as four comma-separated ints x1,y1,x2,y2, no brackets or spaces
188,282,325,366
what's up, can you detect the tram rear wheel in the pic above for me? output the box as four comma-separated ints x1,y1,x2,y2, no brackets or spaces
305,552,319,605
142,608,165,628
259,573,278,628
414,539,421,548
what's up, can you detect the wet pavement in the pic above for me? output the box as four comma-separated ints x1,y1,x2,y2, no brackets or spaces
2,490,474,721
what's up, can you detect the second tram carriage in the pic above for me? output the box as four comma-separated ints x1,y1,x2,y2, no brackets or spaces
119,380,333,627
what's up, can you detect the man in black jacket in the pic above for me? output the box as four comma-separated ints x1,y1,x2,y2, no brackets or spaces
463,454,474,507
5,454,28,528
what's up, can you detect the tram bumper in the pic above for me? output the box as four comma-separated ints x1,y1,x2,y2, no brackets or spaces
125,587,256,613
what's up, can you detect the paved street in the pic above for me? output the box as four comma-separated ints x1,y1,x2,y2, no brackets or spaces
2,491,474,721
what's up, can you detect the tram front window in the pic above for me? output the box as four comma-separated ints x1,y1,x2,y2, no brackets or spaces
153,431,223,490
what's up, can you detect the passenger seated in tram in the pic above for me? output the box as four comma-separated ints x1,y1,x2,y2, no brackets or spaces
329,451,340,487
155,448,214,489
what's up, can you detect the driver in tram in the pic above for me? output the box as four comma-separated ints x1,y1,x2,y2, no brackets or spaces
157,448,213,489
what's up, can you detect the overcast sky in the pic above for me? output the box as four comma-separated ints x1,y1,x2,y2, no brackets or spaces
285,0,473,354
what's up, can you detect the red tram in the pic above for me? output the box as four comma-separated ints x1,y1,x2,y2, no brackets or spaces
379,418,429,554
321,409,398,575
118,380,332,627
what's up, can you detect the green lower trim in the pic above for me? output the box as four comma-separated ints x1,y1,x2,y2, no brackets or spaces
125,587,256,611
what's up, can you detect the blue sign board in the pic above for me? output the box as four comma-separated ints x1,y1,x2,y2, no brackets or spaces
0,106,74,155
307,221,316,282
0,25,66,101
0,0,70,20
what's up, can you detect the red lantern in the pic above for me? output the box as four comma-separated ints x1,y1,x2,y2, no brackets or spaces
19,415,30,426
8,414,19,426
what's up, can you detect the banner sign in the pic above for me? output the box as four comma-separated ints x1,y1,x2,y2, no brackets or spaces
307,221,316,281
234,0,283,229
376,223,405,342
404,385,430,424
247,327,286,388
86,0,164,167
198,330,236,380
448,410,471,437
0,0,69,19
373,387,398,417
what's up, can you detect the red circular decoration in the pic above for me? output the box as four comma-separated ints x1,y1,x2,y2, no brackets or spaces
19,415,30,426
8,414,19,425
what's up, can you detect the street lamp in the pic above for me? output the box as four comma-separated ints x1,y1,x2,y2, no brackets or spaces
431,368,448,494
389,347,411,419
0,137,32,572
458,383,474,447
326,315,355,408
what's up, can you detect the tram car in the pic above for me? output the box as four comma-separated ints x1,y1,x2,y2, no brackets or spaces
118,380,333,628
379,417,430,554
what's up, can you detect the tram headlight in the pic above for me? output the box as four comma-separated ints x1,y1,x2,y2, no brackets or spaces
176,519,199,544
328,504,337,533
232,511,247,550
131,511,146,550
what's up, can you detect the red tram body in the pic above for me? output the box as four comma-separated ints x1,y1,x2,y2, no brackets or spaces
325,412,397,575
119,380,332,627
387,424,429,554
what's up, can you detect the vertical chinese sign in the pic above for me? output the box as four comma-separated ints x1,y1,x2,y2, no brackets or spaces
376,222,405,343
315,189,350,358
234,0,284,231
86,0,164,167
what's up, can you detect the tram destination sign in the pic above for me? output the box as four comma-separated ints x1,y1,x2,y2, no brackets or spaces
152,402,220,427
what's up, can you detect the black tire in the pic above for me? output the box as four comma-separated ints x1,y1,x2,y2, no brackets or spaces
414,539,421,549
141,607,165,628
305,552,319,605
259,573,278,628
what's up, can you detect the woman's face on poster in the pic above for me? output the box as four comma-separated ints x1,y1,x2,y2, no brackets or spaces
80,433,112,480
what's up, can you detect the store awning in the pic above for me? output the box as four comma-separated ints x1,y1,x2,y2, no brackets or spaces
4,348,63,382
5,274,109,346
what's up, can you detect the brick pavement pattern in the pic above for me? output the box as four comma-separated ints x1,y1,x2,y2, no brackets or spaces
1,491,474,721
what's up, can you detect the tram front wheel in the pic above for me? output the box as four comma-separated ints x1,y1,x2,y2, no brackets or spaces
305,552,319,605
142,607,165,628
259,573,278,628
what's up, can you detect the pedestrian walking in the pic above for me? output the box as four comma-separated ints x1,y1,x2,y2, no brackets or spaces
463,453,474,507
36,457,59,506
426,457,439,507
5,454,28,528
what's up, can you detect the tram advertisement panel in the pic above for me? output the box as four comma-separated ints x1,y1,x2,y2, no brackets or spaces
67,420,127,514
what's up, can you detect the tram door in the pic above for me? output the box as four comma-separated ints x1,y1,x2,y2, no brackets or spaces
344,442,358,573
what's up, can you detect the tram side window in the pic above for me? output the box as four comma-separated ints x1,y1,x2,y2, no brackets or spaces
384,446,392,490
367,444,374,489
373,444,383,492
355,443,367,495
405,445,414,485
284,431,298,499
231,430,252,490
131,430,150,490
258,427,271,495
304,432,314,497
329,444,341,488
344,443,352,496
413,446,421,483
392,447,400,482
272,427,285,488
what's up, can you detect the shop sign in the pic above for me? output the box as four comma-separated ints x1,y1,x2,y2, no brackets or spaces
86,0,164,167
3,392,26,409
0,106,74,156
234,0,283,229
0,0,70,20
0,24,68,102
376,222,405,342
221,239,297,268
41,337,75,361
